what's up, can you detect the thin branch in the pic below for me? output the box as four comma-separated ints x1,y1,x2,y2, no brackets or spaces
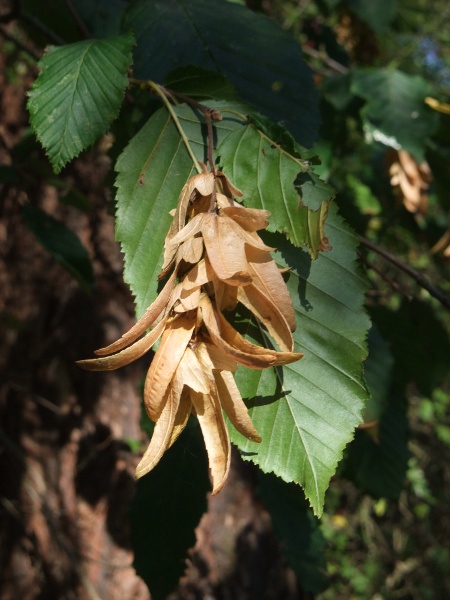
62,0,91,39
21,11,65,45
358,251,410,298
302,45,349,75
159,86,219,117
204,110,216,177
359,235,450,309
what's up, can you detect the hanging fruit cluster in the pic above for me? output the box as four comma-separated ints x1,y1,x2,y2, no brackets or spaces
77,169,303,493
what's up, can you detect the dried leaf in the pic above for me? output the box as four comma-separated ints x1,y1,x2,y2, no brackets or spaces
216,192,236,209
216,171,243,199
178,236,204,264
177,346,213,393
94,269,177,356
202,213,252,285
144,313,196,421
182,258,209,291
166,172,215,244
214,370,261,442
174,286,201,312
76,317,167,371
195,340,238,372
167,386,192,449
200,296,303,369
166,212,205,249
246,246,296,331
226,218,275,252
190,388,231,494
135,375,183,478
221,206,270,231
237,283,294,352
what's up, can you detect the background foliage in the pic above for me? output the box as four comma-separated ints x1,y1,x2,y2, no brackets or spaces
2,0,450,598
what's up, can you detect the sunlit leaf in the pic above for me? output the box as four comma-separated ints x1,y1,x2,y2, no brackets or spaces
228,205,370,515
27,33,134,172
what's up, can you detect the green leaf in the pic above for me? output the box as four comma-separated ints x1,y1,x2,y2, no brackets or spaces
164,65,238,101
229,206,370,515
21,204,94,290
370,299,450,395
73,0,129,37
351,68,439,161
218,123,334,257
130,418,210,599
258,472,327,593
340,325,408,500
363,325,393,423
124,0,319,146
115,110,194,318
345,0,397,32
27,33,134,173
342,399,409,500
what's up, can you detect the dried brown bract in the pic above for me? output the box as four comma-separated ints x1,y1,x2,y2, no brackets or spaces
77,170,303,493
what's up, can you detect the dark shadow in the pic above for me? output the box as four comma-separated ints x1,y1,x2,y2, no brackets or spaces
262,230,313,312
75,423,130,505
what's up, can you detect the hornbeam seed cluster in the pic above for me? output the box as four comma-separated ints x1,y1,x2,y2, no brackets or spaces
77,170,303,493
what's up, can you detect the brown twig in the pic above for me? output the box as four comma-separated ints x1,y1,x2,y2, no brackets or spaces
62,0,91,39
359,235,450,309
21,11,65,45
358,251,409,298
302,45,349,75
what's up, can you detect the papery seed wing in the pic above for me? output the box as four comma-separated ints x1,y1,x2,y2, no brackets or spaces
204,257,238,311
216,172,243,198
178,236,204,264
166,173,215,244
202,213,252,285
215,192,235,209
246,246,296,332
217,282,238,311
200,296,303,368
182,258,209,291
221,206,270,232
94,269,177,356
174,286,201,313
166,213,205,249
167,386,192,449
195,340,238,372
214,371,261,442
161,213,206,277
135,374,183,478
237,284,294,352
190,388,231,494
76,317,167,371
144,313,196,421
226,217,275,252
177,346,213,393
